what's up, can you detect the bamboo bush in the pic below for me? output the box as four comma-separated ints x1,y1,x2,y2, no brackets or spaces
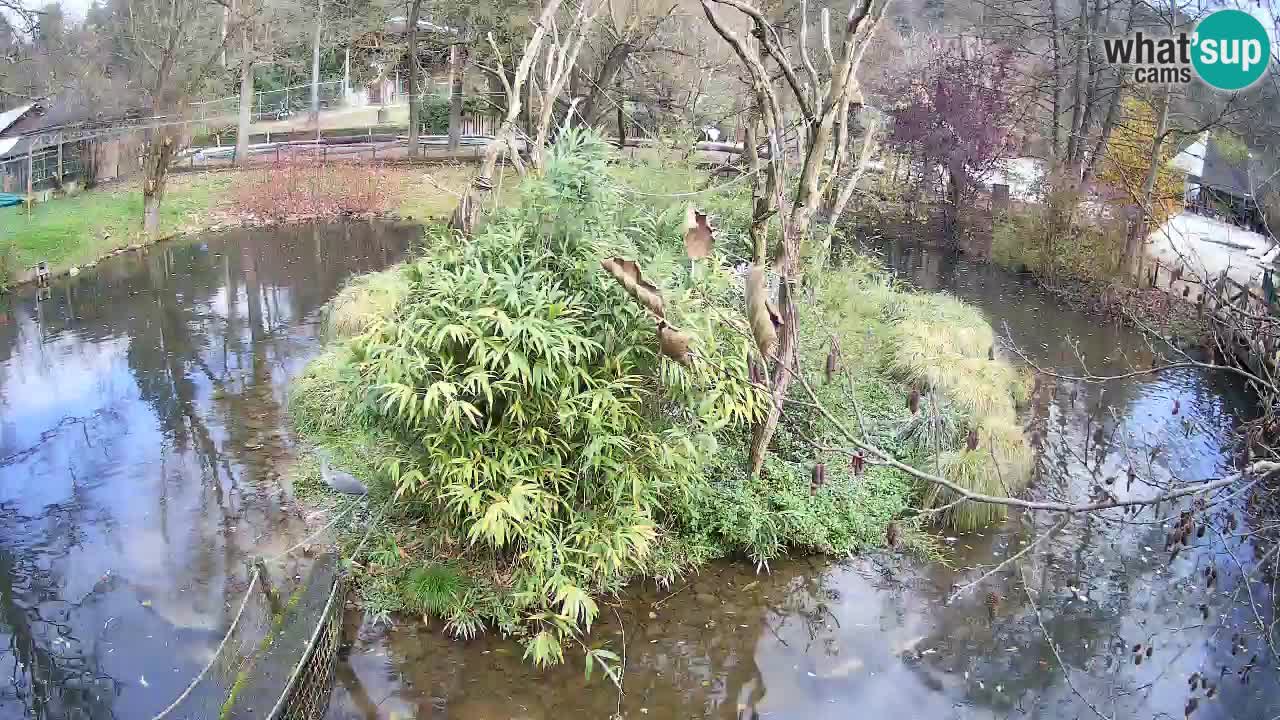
290,139,1035,667
295,131,765,666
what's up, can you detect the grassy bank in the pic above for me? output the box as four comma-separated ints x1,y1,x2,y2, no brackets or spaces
0,164,490,289
0,173,235,278
286,134,1031,667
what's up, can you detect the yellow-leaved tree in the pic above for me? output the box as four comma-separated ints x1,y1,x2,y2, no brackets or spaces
1098,97,1184,229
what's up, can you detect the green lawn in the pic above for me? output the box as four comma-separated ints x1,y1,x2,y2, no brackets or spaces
393,165,518,223
0,173,233,275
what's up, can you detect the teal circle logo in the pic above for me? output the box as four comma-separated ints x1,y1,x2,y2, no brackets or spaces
1192,9,1271,91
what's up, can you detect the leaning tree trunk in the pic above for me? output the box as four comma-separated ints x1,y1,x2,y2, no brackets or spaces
576,42,633,126
406,0,423,158
142,128,178,237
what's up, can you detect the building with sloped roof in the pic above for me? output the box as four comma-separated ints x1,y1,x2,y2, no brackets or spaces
0,101,148,197
1174,132,1267,233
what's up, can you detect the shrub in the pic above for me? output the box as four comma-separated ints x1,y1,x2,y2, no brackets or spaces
418,94,492,135
992,203,1128,284
1097,97,1183,229
230,160,392,220
290,137,1031,666
299,129,762,665
808,254,1032,531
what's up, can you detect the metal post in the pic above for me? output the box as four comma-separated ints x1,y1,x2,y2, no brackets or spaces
343,47,351,101
56,142,63,186
26,145,33,200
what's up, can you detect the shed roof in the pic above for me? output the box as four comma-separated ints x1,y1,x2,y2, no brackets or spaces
0,104,34,136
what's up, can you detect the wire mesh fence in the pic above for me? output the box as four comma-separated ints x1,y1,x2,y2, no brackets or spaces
0,143,89,195
150,570,277,720
275,572,344,720
156,554,345,720
192,81,348,125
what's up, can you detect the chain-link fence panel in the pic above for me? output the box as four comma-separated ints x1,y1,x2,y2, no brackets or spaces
275,573,344,720
218,554,342,720
152,570,276,720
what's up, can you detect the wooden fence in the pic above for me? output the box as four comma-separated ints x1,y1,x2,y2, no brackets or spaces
1147,255,1280,375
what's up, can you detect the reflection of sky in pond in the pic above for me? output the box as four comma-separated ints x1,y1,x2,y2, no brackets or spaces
0,221,417,719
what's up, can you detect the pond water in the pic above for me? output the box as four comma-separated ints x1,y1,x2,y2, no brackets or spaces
1,225,1275,719
0,221,418,719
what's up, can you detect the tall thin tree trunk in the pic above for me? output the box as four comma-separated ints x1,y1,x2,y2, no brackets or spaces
748,282,797,474
1081,83,1122,188
615,79,625,147
406,0,422,158
1065,0,1088,170
1049,0,1064,160
448,45,464,151
235,21,253,166
946,166,963,240
1123,83,1171,277
310,0,322,138
1081,0,1135,188
220,5,229,68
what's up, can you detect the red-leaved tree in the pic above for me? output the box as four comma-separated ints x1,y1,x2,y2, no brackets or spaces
887,43,1019,236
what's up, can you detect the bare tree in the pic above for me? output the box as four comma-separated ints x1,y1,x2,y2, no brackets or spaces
449,0,563,235
573,0,682,129
123,0,242,235
702,0,891,475
528,0,603,169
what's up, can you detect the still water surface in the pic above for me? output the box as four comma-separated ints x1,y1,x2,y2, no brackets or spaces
0,221,417,718
0,226,1275,719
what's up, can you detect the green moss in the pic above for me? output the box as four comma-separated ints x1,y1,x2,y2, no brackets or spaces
324,267,411,339
218,582,307,719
